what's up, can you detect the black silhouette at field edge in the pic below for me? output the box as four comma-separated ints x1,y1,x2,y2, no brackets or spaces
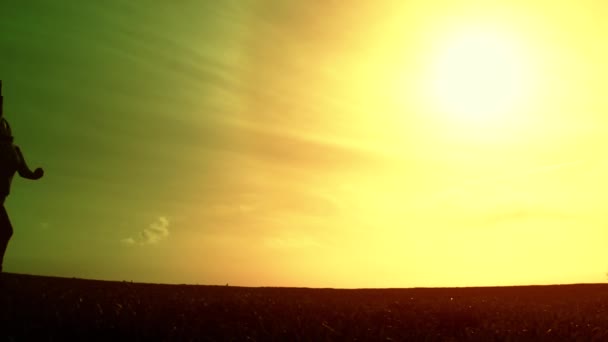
0,80,44,273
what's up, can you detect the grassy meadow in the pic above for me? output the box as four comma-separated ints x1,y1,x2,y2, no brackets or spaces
1,273,608,341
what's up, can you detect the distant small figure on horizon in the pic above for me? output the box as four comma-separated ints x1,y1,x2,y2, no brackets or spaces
0,80,44,274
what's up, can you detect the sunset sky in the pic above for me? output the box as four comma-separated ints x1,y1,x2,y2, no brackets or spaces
2,0,608,288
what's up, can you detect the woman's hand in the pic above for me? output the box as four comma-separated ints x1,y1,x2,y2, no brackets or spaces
32,167,44,180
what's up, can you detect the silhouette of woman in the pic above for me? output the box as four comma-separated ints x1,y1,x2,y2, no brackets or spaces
0,82,44,273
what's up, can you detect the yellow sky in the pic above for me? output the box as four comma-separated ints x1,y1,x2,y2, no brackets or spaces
176,0,608,288
6,1,607,287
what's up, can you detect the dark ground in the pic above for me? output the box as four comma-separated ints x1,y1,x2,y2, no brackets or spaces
1,273,608,341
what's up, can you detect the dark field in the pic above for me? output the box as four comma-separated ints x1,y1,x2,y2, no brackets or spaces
1,273,608,341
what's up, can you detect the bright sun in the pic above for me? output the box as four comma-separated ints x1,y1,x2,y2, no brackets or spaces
427,28,534,125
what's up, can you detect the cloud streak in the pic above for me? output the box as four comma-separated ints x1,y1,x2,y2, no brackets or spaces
122,216,170,246
263,235,322,250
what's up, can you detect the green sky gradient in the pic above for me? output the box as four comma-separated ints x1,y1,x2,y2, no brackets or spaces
1,1,255,282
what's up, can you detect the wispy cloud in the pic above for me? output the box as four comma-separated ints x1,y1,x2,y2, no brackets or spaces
122,216,170,246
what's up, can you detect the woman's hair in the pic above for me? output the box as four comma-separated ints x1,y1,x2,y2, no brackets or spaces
0,118,13,142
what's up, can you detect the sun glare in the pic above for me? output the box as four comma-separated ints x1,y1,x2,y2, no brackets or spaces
427,27,535,126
